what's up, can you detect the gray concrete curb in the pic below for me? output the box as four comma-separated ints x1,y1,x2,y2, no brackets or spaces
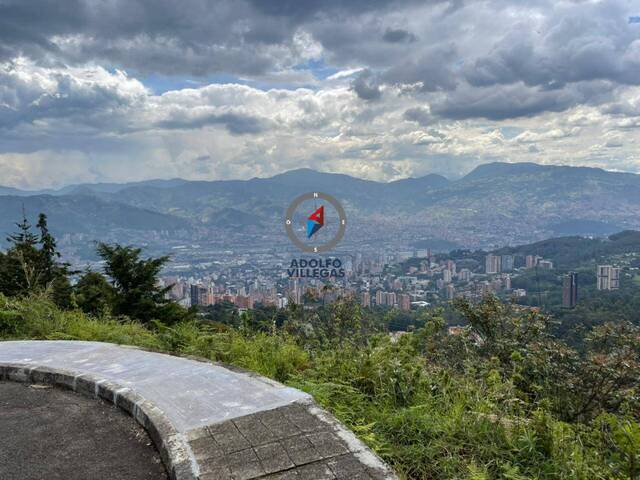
0,341,398,480
0,363,196,480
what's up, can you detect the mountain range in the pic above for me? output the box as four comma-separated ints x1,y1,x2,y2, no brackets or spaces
1,162,639,249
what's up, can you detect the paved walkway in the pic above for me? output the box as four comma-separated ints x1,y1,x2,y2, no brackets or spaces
0,341,397,480
0,381,168,480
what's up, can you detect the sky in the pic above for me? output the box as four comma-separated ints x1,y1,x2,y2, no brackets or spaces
0,0,639,189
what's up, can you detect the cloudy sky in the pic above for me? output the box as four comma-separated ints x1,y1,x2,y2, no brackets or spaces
1,0,639,188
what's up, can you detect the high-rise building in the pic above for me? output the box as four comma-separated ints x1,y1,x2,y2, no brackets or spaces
458,268,472,282
398,294,411,311
501,255,514,272
538,260,554,270
375,290,385,306
525,255,540,268
485,254,501,274
442,269,452,283
476,281,491,296
386,292,397,307
287,279,302,304
562,272,578,308
189,284,208,307
446,260,456,275
597,265,621,290
361,291,371,308
446,284,455,300
235,295,253,310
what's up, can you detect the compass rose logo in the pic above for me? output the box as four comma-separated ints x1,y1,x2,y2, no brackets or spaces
285,192,346,253
306,205,324,238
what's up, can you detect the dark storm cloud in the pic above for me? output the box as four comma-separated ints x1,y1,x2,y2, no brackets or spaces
431,80,616,120
0,0,290,75
462,1,640,91
382,28,417,43
0,0,435,76
157,111,270,135
403,107,432,125
0,0,638,122
247,0,400,19
351,70,382,100
381,45,459,92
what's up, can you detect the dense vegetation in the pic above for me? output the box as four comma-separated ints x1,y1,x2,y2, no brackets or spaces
0,213,194,325
2,296,640,478
1,215,640,479
494,230,640,270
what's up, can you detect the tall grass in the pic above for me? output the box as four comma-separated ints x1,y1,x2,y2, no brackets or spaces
1,294,638,479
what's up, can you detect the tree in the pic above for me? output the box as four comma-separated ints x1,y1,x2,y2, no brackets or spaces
567,321,640,421
0,212,70,306
96,243,189,324
75,271,116,316
37,213,62,285
430,296,640,423
0,213,41,295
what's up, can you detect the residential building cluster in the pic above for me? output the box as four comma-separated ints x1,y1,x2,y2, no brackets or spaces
155,246,627,315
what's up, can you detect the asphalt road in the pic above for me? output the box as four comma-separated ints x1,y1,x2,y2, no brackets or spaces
0,381,168,480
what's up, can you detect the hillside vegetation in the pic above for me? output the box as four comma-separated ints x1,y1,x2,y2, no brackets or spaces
1,214,639,479
1,294,639,480
494,230,640,269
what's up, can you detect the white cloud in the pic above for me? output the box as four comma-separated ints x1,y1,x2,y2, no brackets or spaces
327,68,365,80
1,55,640,188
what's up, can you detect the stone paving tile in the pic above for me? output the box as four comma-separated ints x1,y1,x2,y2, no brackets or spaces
234,415,279,446
261,471,299,479
189,404,394,480
326,453,368,478
281,405,326,433
189,434,225,461
208,421,251,454
254,441,295,474
225,448,266,480
281,434,324,466
367,466,392,480
198,461,233,479
256,408,302,439
306,431,349,458
348,473,375,480
295,461,337,479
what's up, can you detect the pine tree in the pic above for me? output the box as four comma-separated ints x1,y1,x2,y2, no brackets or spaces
96,243,189,324
37,213,62,285
0,211,71,305
1,210,42,294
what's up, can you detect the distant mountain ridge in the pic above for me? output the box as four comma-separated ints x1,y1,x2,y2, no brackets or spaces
1,162,639,248
0,194,189,239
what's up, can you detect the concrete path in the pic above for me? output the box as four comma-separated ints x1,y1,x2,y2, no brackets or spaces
0,340,308,432
0,340,397,480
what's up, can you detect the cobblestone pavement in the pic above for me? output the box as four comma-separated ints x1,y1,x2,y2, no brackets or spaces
188,403,391,480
